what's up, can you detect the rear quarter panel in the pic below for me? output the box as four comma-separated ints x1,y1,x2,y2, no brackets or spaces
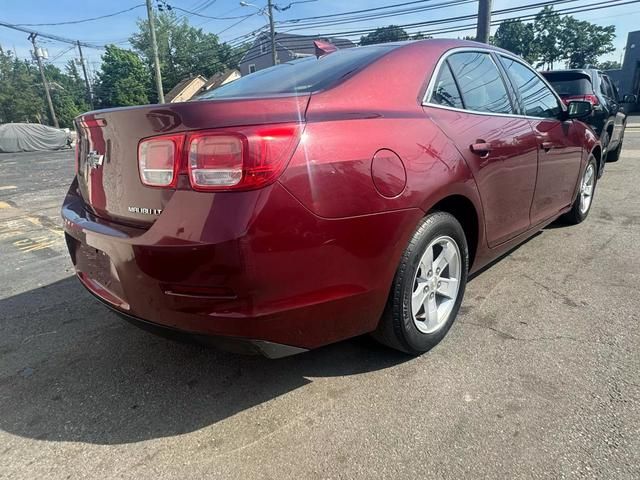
279,41,484,220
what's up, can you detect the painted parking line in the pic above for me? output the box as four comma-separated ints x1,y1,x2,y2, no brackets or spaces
0,201,64,255
0,186,17,191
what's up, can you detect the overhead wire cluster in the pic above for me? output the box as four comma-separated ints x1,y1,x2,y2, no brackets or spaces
224,0,637,67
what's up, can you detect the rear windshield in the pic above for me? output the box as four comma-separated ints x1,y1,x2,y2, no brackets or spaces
543,73,593,96
198,45,396,99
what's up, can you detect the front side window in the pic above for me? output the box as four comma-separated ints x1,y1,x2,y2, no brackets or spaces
500,56,561,119
446,52,513,114
430,61,463,109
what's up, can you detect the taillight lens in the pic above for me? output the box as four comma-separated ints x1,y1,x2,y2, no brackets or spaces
137,123,302,192
138,135,183,187
188,124,301,191
562,94,599,106
188,134,244,189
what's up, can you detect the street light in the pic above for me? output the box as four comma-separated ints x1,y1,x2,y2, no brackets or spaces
240,1,277,66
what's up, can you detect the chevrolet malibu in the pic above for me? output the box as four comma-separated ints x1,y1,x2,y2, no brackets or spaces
62,40,600,358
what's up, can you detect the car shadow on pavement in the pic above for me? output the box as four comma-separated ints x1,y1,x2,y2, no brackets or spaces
0,276,410,445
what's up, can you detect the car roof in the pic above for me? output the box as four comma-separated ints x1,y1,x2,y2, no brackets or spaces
355,37,515,56
542,69,598,83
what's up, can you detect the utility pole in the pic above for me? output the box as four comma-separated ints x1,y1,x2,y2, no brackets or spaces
476,0,492,44
76,40,93,108
145,0,165,103
267,0,277,66
29,33,59,128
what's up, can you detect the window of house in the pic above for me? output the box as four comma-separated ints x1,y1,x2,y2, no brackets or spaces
499,56,561,119
248,64,256,74
430,61,463,109
446,52,513,114
260,41,267,54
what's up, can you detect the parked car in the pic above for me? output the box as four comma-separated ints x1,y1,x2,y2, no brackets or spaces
541,69,635,175
62,40,600,358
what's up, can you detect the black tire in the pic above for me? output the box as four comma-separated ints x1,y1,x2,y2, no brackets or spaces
373,211,469,355
598,130,610,177
606,136,624,162
562,154,598,225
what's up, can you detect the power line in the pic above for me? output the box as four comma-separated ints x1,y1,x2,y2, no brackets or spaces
14,4,145,27
279,0,616,36
276,0,478,29
231,0,637,65
0,21,105,49
278,0,581,33
169,6,254,20
279,0,458,24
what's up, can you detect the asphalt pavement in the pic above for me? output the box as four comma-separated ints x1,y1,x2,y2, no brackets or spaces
1,133,639,479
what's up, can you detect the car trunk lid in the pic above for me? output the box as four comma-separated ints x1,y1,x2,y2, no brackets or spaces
75,95,309,226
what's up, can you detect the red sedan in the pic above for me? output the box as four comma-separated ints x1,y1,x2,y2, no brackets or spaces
62,39,600,358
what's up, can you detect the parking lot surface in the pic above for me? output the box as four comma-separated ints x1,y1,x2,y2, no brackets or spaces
1,131,639,479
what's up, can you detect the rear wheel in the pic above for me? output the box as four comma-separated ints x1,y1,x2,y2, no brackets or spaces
607,131,624,162
374,211,469,354
598,130,610,177
562,154,597,225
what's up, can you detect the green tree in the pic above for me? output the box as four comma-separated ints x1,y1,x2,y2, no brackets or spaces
597,60,621,70
44,63,91,127
534,6,563,69
360,25,409,46
411,32,432,40
493,19,538,64
130,11,243,101
0,48,44,123
560,17,616,68
95,45,150,108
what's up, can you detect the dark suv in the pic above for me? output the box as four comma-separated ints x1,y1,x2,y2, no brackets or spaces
542,69,633,176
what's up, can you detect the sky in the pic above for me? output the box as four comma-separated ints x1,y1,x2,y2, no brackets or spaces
0,0,638,75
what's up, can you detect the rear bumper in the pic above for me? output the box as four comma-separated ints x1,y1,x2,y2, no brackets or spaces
91,292,308,358
62,179,422,351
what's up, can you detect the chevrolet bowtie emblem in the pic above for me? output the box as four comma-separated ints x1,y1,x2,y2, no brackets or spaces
86,151,104,169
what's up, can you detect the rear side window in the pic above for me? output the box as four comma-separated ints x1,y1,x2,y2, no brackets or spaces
446,52,513,114
601,75,618,100
430,62,463,109
198,45,396,99
500,56,561,119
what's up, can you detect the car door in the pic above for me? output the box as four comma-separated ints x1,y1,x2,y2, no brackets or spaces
601,74,625,148
425,50,539,247
498,55,582,226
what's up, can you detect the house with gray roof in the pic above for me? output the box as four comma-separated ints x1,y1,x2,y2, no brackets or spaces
238,32,355,76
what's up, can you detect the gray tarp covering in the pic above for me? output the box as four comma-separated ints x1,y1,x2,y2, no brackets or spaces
0,123,71,153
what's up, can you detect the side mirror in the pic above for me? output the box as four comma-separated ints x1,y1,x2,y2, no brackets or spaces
623,94,637,103
566,100,592,119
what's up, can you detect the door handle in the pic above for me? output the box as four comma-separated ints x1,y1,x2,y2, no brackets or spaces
470,141,491,156
541,141,554,151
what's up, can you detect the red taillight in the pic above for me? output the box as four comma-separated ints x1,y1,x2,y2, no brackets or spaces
137,123,302,191
583,94,599,106
562,94,599,106
188,134,245,189
138,135,184,188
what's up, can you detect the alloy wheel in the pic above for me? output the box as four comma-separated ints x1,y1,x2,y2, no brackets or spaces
579,163,595,214
411,236,461,334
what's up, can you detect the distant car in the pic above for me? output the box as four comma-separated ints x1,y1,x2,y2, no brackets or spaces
0,123,72,153
62,40,600,358
542,69,635,175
